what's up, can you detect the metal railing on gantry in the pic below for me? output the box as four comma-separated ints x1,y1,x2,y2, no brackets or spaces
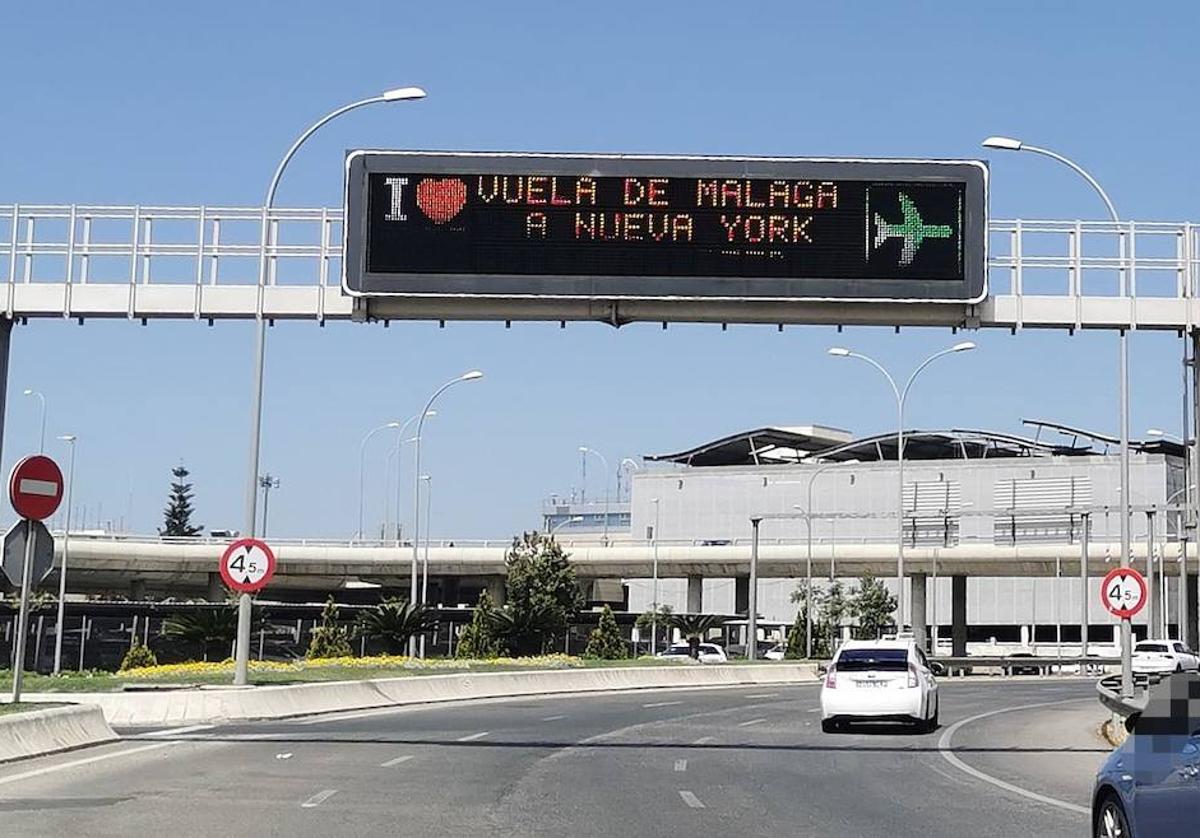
2,204,1198,328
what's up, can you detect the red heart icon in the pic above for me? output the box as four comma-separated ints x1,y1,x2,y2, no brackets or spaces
416,178,467,224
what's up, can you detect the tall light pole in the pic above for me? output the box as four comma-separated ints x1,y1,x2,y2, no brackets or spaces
235,85,426,688
794,461,854,659
389,411,435,543
358,421,401,539
419,473,432,657
550,515,584,534
411,371,483,655
22,389,45,453
258,474,280,538
651,497,661,655
982,135,1133,694
52,434,76,675
580,447,610,544
828,342,976,639
619,457,640,502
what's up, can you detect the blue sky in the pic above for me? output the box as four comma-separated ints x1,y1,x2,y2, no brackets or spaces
0,1,1197,539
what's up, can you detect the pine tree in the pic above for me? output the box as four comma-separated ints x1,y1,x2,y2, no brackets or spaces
307,596,353,659
503,531,584,655
584,605,627,659
456,589,502,658
852,573,899,641
160,465,203,536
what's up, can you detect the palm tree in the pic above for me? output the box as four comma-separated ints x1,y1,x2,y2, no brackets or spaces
354,599,436,655
162,607,238,661
669,614,728,659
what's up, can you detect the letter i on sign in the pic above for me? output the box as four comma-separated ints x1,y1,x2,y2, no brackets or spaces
384,177,409,222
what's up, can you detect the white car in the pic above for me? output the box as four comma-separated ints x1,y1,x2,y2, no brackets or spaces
1132,640,1200,674
763,643,786,661
819,639,939,733
657,643,728,664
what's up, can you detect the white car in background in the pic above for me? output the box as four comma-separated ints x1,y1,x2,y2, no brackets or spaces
658,643,728,664
819,639,939,733
1132,639,1200,674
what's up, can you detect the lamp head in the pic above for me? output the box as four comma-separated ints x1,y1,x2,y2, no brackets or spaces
982,136,1023,152
22,388,33,395
1147,428,1166,438
827,347,851,357
58,434,76,443
460,370,484,382
382,86,427,101
579,446,589,454
951,341,977,353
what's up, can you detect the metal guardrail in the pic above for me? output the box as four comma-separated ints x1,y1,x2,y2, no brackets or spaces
1096,672,1159,717
932,654,1119,675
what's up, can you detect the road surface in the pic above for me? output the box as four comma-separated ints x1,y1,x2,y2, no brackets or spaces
0,679,1107,836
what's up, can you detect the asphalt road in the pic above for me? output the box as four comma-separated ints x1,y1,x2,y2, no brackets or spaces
0,679,1107,837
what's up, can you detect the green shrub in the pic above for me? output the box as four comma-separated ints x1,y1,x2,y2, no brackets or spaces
119,641,158,671
584,605,627,659
456,589,502,658
307,597,352,660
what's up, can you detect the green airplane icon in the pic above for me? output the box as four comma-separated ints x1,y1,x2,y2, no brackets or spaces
873,193,953,267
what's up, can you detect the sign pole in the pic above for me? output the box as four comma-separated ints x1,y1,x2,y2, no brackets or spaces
11,520,36,702
219,538,276,686
233,592,251,685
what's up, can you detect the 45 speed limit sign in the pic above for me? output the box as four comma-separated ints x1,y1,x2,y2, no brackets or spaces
219,538,276,593
1100,567,1147,619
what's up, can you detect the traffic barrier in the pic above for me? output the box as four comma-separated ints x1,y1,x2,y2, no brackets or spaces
0,704,117,763
30,664,818,727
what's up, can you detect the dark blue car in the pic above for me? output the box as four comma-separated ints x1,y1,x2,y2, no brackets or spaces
1092,673,1200,837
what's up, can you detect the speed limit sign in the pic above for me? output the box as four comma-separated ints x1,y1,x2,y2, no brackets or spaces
1100,567,1147,619
219,538,276,593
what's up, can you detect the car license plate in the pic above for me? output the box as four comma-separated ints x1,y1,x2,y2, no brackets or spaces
854,679,886,688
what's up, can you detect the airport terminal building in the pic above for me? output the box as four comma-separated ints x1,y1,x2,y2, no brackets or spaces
593,420,1191,649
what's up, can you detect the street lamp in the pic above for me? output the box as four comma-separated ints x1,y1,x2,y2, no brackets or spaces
828,341,976,639
52,434,76,675
619,457,641,502
419,473,432,658
358,421,401,539
411,371,483,655
550,515,584,534
651,497,661,655
389,411,436,543
793,461,855,659
22,389,46,453
579,447,611,544
258,474,280,538
983,134,1134,694
235,85,426,688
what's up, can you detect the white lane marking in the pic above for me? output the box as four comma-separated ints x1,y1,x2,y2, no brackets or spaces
679,790,705,808
674,759,687,772
139,723,215,738
457,731,489,742
937,698,1090,816
541,715,567,722
0,742,173,787
380,754,413,768
275,753,293,760
643,701,683,708
19,478,59,497
745,693,779,699
738,718,766,727
692,736,715,745
806,708,822,713
301,789,338,808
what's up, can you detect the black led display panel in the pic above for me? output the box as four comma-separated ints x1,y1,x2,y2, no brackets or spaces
343,152,987,304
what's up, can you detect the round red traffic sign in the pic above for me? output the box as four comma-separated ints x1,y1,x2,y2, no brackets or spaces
1101,567,1148,619
8,455,64,521
219,538,276,593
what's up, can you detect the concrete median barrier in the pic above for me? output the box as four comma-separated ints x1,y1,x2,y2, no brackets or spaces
0,705,118,763
24,663,818,727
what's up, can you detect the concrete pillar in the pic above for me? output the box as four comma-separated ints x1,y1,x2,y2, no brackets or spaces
735,575,750,615
130,579,146,601
1189,573,1199,651
687,575,703,614
910,573,928,650
206,572,224,602
951,575,968,657
484,575,506,607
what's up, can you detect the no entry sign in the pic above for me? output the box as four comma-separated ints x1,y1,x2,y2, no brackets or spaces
219,538,276,593
9,455,63,521
1101,567,1148,619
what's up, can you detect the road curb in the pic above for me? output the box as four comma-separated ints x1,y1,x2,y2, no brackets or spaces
24,664,819,727
0,705,118,764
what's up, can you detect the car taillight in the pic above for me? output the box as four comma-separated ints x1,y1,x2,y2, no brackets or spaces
824,665,837,689
907,663,919,688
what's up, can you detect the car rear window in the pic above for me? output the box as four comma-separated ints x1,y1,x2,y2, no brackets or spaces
835,648,909,671
1137,643,1169,653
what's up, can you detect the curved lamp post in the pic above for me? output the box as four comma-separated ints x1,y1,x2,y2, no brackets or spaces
410,371,483,655
828,342,975,638
982,134,1131,693
23,389,46,453
358,421,401,539
236,85,426,687
579,447,611,544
